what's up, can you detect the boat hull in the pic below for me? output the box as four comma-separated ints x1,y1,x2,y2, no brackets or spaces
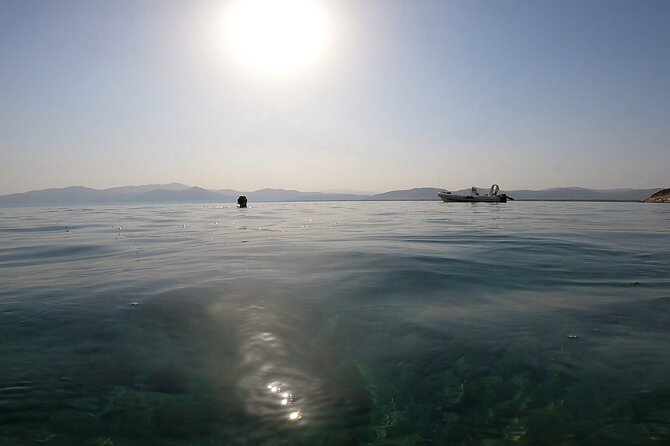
438,191,507,203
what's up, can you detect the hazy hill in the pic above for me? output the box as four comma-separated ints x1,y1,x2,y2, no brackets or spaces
371,188,442,201
214,188,368,202
214,189,243,196
0,186,103,207
295,193,366,201
0,185,368,207
247,188,312,201
507,187,660,201
103,183,191,196
0,184,663,207
134,187,232,203
0,185,230,207
241,188,366,201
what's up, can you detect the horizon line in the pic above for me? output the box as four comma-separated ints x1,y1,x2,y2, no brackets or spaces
1,183,666,197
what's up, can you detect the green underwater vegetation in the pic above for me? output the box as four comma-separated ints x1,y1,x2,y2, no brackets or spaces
353,350,670,446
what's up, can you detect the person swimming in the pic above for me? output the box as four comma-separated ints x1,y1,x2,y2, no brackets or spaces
237,195,248,208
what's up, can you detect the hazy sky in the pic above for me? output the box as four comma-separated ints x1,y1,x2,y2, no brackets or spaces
1,0,669,194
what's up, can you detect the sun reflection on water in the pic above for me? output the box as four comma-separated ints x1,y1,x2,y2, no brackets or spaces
233,302,317,428
266,381,302,421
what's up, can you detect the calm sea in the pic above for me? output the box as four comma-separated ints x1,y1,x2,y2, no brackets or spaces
1,201,669,445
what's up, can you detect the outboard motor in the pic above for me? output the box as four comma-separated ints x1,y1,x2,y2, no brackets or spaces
498,193,514,202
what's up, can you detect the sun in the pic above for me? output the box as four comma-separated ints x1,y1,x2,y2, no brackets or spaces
223,0,333,77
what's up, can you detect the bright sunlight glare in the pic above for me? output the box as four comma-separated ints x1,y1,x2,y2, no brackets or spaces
223,0,333,77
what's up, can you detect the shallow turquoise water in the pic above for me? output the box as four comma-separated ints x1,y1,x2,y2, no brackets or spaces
1,201,669,445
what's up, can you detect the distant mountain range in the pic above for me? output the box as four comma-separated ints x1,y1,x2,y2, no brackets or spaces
0,184,663,208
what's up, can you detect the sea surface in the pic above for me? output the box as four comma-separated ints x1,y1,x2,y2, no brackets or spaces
1,201,669,445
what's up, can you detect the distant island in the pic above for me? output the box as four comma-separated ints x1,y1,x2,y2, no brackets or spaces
0,184,665,208
644,188,670,203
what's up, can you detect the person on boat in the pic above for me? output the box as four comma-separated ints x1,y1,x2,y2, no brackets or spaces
237,195,247,208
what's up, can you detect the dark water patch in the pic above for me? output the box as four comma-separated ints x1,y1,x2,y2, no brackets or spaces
0,244,119,267
0,225,77,234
